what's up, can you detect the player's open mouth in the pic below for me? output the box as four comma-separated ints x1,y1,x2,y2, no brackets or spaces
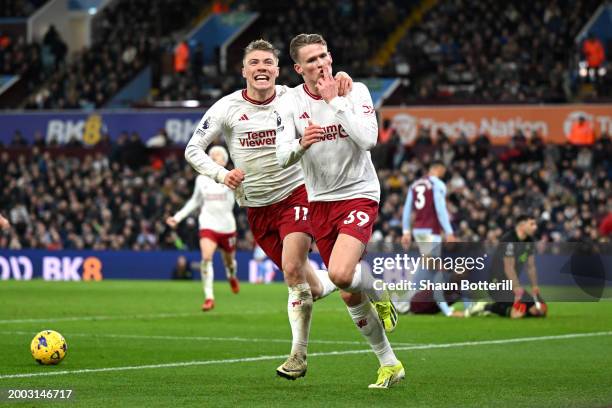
254,75,269,82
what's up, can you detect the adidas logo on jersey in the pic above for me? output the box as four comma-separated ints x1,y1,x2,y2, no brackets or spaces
299,112,310,119
239,114,249,121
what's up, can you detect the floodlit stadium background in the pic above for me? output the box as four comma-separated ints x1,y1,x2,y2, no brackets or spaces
0,1,610,407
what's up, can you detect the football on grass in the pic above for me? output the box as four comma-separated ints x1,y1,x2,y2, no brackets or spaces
30,330,67,365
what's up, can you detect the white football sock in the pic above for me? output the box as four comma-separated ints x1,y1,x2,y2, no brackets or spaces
287,282,313,357
200,260,214,300
224,259,237,278
313,269,337,300
346,264,383,301
347,297,399,367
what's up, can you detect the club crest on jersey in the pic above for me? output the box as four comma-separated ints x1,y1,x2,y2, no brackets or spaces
275,110,282,126
203,118,210,129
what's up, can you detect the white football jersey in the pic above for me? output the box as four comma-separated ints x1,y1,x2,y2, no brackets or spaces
276,82,380,203
173,175,236,233
185,86,304,207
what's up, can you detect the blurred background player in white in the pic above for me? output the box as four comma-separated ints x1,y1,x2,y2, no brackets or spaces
167,146,239,311
0,214,9,230
400,161,464,317
276,33,404,389
252,244,270,283
185,40,350,380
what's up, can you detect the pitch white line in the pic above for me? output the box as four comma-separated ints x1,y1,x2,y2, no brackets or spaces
0,313,199,324
1,331,610,380
0,309,295,325
1,331,410,347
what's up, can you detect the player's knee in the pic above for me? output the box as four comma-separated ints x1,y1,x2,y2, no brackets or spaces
328,266,353,289
282,259,304,280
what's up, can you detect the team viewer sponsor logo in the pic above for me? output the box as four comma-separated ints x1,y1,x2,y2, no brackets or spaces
239,129,277,147
315,124,349,142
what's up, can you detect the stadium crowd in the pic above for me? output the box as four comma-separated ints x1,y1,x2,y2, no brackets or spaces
371,127,612,248
0,0,47,17
387,0,607,103
1,0,606,108
157,0,608,105
1,128,610,251
155,0,413,102
13,0,210,110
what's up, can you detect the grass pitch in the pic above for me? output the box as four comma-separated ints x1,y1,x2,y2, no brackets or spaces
0,280,611,407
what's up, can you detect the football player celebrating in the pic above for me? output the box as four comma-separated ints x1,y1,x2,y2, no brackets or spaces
276,33,404,389
185,39,354,380
167,146,239,311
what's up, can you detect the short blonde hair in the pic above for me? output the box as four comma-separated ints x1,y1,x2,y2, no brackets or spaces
289,33,327,63
243,39,279,64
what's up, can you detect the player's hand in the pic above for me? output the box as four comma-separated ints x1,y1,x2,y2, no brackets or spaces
224,169,245,190
316,67,338,103
513,286,525,303
0,215,9,230
300,120,324,149
334,71,353,96
450,310,465,318
511,302,526,318
165,217,178,228
445,234,458,243
401,233,412,250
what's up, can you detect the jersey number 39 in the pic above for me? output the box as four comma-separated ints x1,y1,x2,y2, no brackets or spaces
343,210,370,226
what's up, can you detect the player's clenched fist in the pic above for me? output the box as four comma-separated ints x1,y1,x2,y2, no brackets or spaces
165,216,178,228
300,120,324,150
224,168,245,190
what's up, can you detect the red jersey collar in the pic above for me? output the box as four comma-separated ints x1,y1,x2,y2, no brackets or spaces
303,84,322,100
241,89,276,105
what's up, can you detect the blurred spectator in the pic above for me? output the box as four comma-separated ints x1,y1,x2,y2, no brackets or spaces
212,0,229,13
171,255,194,279
10,131,28,146
42,25,67,70
599,212,612,237
582,33,605,70
568,116,595,145
146,128,172,148
174,40,190,74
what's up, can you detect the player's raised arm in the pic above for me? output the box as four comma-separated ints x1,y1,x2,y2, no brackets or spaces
275,94,306,168
323,80,378,151
185,103,230,184
168,177,205,227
